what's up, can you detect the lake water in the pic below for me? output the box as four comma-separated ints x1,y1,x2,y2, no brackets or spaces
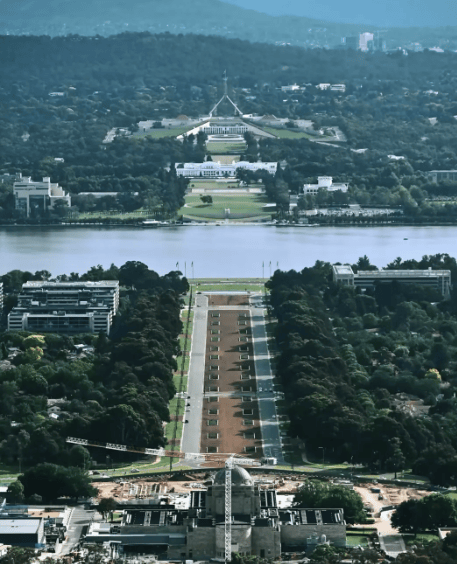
1,225,457,278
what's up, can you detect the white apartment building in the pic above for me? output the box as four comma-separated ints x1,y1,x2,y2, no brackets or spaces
303,176,349,195
13,174,71,217
175,161,277,178
8,281,120,335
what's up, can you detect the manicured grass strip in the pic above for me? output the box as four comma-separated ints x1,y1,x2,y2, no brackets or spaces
166,420,183,441
346,535,370,547
179,194,272,221
169,398,185,416
262,127,314,139
173,374,188,393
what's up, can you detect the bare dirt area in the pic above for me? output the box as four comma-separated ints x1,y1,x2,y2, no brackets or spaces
94,475,302,501
354,483,431,535
200,298,262,460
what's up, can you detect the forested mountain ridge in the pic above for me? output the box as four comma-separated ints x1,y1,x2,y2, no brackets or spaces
0,0,366,46
1,0,456,49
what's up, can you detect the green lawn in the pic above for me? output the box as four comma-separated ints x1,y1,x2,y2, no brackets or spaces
169,397,185,417
346,535,370,547
173,374,188,393
180,194,272,221
262,127,314,139
188,180,240,190
206,141,247,154
403,533,440,546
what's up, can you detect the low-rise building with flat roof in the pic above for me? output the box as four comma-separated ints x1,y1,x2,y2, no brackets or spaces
303,177,349,195
8,281,120,335
0,519,45,548
333,265,451,297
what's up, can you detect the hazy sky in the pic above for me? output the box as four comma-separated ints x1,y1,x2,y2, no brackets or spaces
223,0,456,28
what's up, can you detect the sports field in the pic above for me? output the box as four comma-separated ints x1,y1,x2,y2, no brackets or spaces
180,194,273,221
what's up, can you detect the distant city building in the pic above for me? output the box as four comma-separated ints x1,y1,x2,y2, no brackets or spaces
175,161,277,178
0,283,3,313
343,33,384,52
428,170,457,183
13,174,71,217
303,176,349,195
8,281,120,335
333,265,451,297
359,32,374,51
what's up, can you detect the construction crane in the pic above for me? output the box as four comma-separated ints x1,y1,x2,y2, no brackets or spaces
66,437,260,562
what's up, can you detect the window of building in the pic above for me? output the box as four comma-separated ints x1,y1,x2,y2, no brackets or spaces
239,346,249,351
242,386,252,392
243,408,253,415
210,346,219,351
209,365,218,371
211,321,220,326
243,419,253,425
211,313,220,318
244,446,257,453
207,446,218,453
239,329,249,335
207,419,218,426
208,374,219,380
244,432,255,439
240,354,249,360
207,432,218,439
210,354,219,360
211,329,220,335
240,374,250,380
208,386,219,392
208,409,219,415
211,337,220,342
238,321,247,326
239,337,248,342
208,396,219,403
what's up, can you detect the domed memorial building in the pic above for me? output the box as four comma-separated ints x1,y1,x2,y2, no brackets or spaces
85,467,346,559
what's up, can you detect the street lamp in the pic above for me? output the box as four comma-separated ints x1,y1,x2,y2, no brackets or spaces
319,446,325,469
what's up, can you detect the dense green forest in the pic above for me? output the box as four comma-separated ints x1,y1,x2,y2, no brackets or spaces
1,33,457,222
0,263,188,488
267,254,457,485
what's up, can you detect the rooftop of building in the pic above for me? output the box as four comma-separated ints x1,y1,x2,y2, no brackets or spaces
0,518,42,534
357,269,450,277
213,466,253,486
332,265,354,275
22,281,119,288
279,508,344,526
